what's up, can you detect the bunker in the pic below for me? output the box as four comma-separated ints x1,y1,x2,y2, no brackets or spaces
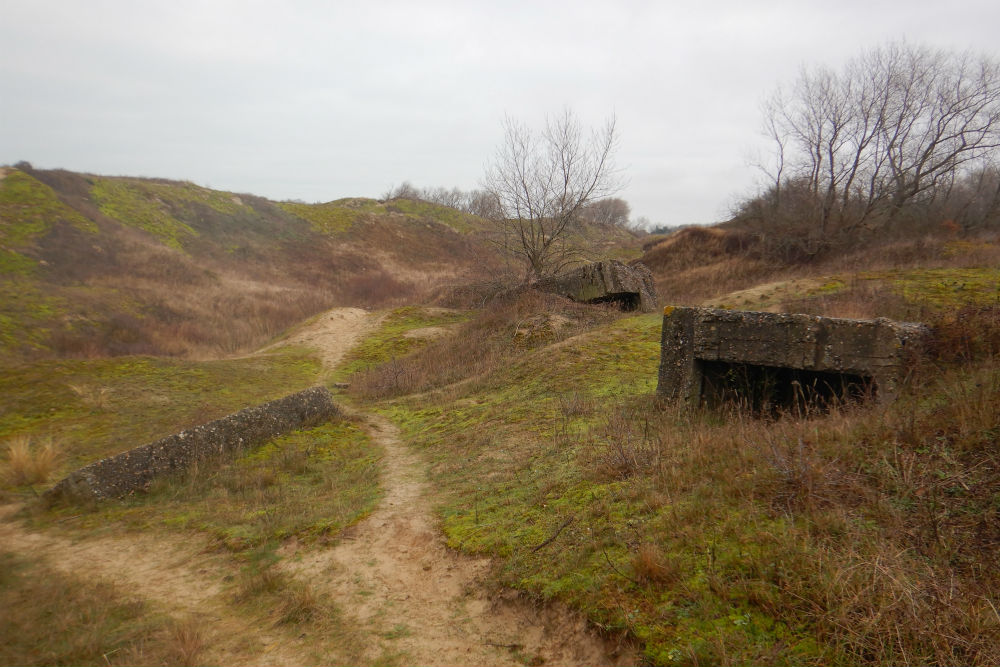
656,306,928,414
534,260,658,313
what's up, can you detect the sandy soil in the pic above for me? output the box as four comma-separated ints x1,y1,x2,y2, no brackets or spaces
282,412,633,666
0,505,309,666
1,306,635,666
257,306,384,372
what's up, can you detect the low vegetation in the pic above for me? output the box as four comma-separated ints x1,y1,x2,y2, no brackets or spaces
45,420,382,552
1,342,376,665
2,435,60,487
0,346,321,498
0,167,513,366
330,226,1000,665
5,146,1000,664
0,551,206,666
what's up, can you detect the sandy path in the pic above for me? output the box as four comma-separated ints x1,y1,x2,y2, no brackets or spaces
258,306,384,373
282,412,632,666
0,505,308,666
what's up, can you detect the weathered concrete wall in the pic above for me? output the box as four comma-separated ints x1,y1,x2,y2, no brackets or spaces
657,306,928,406
47,386,341,502
534,260,659,312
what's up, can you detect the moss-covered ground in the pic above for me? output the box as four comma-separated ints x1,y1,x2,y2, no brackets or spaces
0,346,321,486
332,306,469,382
336,291,1000,664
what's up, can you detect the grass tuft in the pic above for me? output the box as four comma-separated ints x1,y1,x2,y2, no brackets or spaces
3,435,59,486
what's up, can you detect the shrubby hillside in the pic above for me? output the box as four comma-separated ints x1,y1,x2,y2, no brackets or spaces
0,165,640,367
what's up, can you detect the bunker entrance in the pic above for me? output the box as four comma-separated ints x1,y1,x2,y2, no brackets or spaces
588,292,641,311
698,360,875,416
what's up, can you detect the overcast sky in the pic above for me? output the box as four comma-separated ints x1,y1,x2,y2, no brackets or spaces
3,1,999,227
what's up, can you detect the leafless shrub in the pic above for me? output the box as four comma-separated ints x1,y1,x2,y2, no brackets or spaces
590,406,662,480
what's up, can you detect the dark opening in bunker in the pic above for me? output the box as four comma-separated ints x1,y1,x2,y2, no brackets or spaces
588,291,641,311
697,360,875,416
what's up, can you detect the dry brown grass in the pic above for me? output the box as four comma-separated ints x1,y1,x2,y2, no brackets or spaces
349,290,622,400
163,619,206,667
632,543,680,585
641,225,1000,315
0,550,200,666
633,335,1000,663
2,435,60,486
67,382,111,409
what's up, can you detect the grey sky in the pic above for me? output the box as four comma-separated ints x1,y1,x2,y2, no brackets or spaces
3,1,999,227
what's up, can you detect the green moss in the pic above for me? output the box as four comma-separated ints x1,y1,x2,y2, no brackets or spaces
366,310,849,664
0,281,65,358
386,199,481,234
890,267,1000,307
276,201,363,234
91,178,198,250
0,170,97,275
0,346,321,482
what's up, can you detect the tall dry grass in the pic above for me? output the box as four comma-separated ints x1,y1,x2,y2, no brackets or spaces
348,290,622,399
611,305,1000,664
2,435,59,486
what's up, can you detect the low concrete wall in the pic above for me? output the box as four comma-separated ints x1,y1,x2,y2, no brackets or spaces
657,306,928,407
47,386,341,502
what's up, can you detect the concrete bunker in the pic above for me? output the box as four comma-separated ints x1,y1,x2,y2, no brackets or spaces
657,306,928,413
533,260,658,313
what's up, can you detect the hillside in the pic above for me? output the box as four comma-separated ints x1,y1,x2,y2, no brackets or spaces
0,165,642,368
4,163,1000,665
0,165,487,365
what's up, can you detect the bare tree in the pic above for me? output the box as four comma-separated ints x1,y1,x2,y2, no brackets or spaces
758,42,1000,242
482,109,622,280
583,197,632,228
382,181,421,200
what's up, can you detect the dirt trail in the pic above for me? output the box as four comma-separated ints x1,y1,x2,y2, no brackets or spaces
1,306,635,666
0,505,308,666
257,306,384,373
283,412,632,666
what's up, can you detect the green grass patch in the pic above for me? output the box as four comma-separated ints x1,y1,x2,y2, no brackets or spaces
333,306,469,382
51,419,382,551
91,178,199,250
367,306,1000,664
0,346,321,492
0,170,96,275
0,280,65,360
277,201,365,234
385,198,483,234
887,267,1000,307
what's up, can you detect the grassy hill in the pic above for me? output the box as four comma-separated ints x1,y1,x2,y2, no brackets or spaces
0,165,641,368
0,165,498,366
335,225,1000,664
5,161,1000,664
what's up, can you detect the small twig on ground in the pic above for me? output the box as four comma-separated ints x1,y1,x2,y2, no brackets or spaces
531,516,574,553
603,547,640,585
485,641,524,651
